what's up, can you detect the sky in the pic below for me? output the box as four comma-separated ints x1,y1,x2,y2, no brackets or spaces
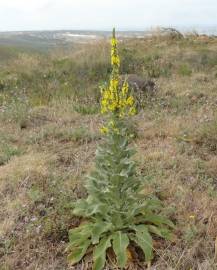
0,0,216,31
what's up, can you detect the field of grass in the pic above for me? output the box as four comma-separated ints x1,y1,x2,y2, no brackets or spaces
0,33,217,269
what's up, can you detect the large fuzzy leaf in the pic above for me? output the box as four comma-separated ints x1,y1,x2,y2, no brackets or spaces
130,225,153,262
112,231,129,268
143,214,175,228
68,223,93,246
91,222,112,244
131,199,162,217
68,239,91,265
148,225,172,240
93,236,111,270
72,199,88,216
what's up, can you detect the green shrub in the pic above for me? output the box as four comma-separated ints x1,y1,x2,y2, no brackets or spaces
141,55,172,78
120,47,142,74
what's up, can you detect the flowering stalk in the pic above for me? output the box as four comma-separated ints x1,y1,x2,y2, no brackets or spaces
100,28,136,131
67,28,173,270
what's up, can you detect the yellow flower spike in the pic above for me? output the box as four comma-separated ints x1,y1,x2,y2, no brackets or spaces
100,28,136,132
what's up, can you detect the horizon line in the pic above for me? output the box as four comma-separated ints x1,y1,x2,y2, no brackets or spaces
1,24,217,33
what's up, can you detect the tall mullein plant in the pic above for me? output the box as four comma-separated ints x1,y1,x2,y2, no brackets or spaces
67,29,174,270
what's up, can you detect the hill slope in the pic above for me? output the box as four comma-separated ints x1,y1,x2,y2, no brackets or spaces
0,34,217,269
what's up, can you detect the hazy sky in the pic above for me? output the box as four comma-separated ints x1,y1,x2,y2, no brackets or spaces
0,0,216,31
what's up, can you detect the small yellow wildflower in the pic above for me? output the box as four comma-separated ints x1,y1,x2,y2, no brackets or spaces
129,107,136,116
126,96,134,106
111,37,117,46
121,81,129,95
109,120,115,127
111,55,120,67
100,126,109,134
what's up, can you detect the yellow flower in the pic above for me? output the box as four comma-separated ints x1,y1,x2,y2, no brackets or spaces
100,126,109,134
129,107,136,116
111,55,120,67
121,81,129,95
110,79,119,90
109,120,115,127
126,96,134,106
104,91,110,99
111,37,117,46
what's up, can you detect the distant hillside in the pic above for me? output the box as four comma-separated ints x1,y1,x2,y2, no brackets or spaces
1,28,217,53
0,30,157,51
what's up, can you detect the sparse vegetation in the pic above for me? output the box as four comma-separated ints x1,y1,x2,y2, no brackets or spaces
0,31,217,269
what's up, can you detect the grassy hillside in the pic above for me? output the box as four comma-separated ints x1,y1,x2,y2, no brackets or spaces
0,34,217,269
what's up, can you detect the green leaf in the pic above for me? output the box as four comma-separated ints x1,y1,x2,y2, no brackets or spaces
68,223,92,246
112,231,129,268
145,199,162,210
93,236,111,270
148,225,172,240
91,222,112,244
144,214,175,228
130,225,153,262
68,239,91,265
73,199,88,216
132,199,161,216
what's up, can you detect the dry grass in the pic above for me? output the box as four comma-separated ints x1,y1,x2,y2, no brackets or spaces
0,35,217,269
